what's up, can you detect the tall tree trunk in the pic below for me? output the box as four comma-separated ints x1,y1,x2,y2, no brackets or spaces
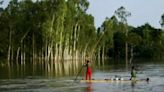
102,46,105,61
54,44,58,61
102,46,105,66
16,47,20,66
41,47,44,71
11,46,14,63
23,44,26,65
129,45,134,64
20,30,29,64
7,28,12,65
45,40,48,71
76,25,80,60
7,45,11,64
125,42,128,64
47,44,52,62
125,26,128,65
59,34,63,61
98,47,101,66
73,23,78,60
32,33,35,62
20,45,22,65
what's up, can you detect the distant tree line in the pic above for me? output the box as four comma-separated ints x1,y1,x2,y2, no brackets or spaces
0,0,164,66
99,14,164,62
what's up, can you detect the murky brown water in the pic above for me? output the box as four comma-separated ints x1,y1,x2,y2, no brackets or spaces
0,60,164,92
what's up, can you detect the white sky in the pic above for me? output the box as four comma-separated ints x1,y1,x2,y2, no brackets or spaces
87,0,164,28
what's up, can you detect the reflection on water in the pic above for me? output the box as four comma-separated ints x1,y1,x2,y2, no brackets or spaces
0,60,92,79
0,60,164,92
131,81,136,88
86,82,93,92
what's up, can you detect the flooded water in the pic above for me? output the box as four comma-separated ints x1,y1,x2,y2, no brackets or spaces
0,60,164,92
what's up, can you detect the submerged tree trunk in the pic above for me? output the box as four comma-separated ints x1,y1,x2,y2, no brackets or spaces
47,44,52,62
7,45,11,64
16,47,20,65
45,40,48,71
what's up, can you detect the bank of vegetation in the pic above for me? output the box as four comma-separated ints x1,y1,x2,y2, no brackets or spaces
0,0,164,67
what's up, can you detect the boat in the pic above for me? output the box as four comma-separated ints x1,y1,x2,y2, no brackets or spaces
80,78,150,83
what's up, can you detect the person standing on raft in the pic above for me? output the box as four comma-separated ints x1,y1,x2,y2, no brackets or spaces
83,60,92,80
130,66,137,80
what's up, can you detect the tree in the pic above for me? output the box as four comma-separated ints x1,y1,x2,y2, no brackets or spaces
160,14,164,29
98,16,119,60
128,32,142,64
115,6,131,64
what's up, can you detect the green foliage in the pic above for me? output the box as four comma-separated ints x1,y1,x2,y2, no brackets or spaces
128,32,142,46
130,23,164,59
115,6,131,23
113,32,126,58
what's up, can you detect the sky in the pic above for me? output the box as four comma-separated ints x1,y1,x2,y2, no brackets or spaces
87,0,164,28
1,0,164,29
1,0,8,8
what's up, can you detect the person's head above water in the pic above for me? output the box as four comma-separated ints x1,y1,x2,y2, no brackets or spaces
146,78,150,82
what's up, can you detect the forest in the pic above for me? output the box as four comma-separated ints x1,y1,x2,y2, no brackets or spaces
0,0,164,67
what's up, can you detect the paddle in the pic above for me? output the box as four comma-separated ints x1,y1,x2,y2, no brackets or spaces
74,65,84,81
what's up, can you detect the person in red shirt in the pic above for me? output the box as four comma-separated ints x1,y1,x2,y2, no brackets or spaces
84,60,92,80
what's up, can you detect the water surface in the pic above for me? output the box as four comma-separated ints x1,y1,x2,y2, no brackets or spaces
0,60,164,92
